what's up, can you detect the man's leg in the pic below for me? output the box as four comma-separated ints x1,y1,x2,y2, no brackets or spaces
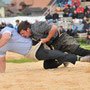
0,57,6,73
36,45,78,64
52,33,90,56
43,59,69,69
36,45,90,69
43,59,62,69
74,47,90,56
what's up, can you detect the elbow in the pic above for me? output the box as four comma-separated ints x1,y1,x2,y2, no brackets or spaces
5,36,10,41
7,34,11,40
2,33,11,41
4,34,11,41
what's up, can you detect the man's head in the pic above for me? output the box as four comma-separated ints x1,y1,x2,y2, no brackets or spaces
18,21,31,38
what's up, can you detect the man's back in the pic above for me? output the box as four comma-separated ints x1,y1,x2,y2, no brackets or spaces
0,27,32,56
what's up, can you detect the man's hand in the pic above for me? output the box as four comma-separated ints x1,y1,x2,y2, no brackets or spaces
42,24,57,44
41,38,49,44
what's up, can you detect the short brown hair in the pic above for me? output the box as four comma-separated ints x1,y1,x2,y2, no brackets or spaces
16,20,19,23
18,21,31,33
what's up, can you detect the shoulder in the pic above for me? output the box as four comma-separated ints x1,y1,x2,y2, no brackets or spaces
32,21,52,28
1,27,14,32
33,21,47,25
1,27,15,35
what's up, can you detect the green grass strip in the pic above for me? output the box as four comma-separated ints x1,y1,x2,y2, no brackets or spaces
6,58,37,63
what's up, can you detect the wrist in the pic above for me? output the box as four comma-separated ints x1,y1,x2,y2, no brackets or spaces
46,37,50,42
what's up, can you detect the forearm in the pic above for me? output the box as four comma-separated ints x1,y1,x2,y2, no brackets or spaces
0,57,6,73
41,25,57,43
46,26,57,40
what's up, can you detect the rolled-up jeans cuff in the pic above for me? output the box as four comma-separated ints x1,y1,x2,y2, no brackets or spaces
25,41,42,61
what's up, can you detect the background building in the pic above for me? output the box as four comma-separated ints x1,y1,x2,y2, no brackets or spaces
0,1,6,17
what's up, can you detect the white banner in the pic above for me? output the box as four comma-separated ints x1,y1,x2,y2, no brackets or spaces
0,16,45,26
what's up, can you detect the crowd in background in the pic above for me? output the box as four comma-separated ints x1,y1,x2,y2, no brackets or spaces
0,0,90,44
45,0,90,44
46,0,90,21
0,20,19,31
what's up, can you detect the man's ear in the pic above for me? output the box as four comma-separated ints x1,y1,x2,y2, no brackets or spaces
27,28,30,32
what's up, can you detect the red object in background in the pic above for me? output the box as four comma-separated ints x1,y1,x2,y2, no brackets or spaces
76,6,84,13
72,0,80,6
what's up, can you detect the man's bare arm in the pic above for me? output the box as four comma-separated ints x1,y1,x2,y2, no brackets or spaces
41,24,57,43
0,33,2,39
0,57,6,73
0,33,11,48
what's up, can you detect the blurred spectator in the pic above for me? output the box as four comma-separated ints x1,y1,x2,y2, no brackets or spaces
57,0,67,7
45,12,53,23
0,22,6,29
56,5,61,12
7,23,14,28
85,9,90,18
77,21,84,33
73,18,82,23
15,20,20,31
76,5,84,19
67,25,75,36
59,26,66,33
0,22,6,31
69,21,77,32
82,16,87,25
87,27,90,44
78,13,84,19
62,0,67,5
72,0,80,7
72,10,78,19
84,6,89,14
67,0,72,6
52,11,59,23
69,5,77,17
84,19,90,32
76,5,84,13
77,12,84,19
63,5,70,17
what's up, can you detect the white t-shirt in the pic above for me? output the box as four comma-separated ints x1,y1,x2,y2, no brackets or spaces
0,27,32,57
